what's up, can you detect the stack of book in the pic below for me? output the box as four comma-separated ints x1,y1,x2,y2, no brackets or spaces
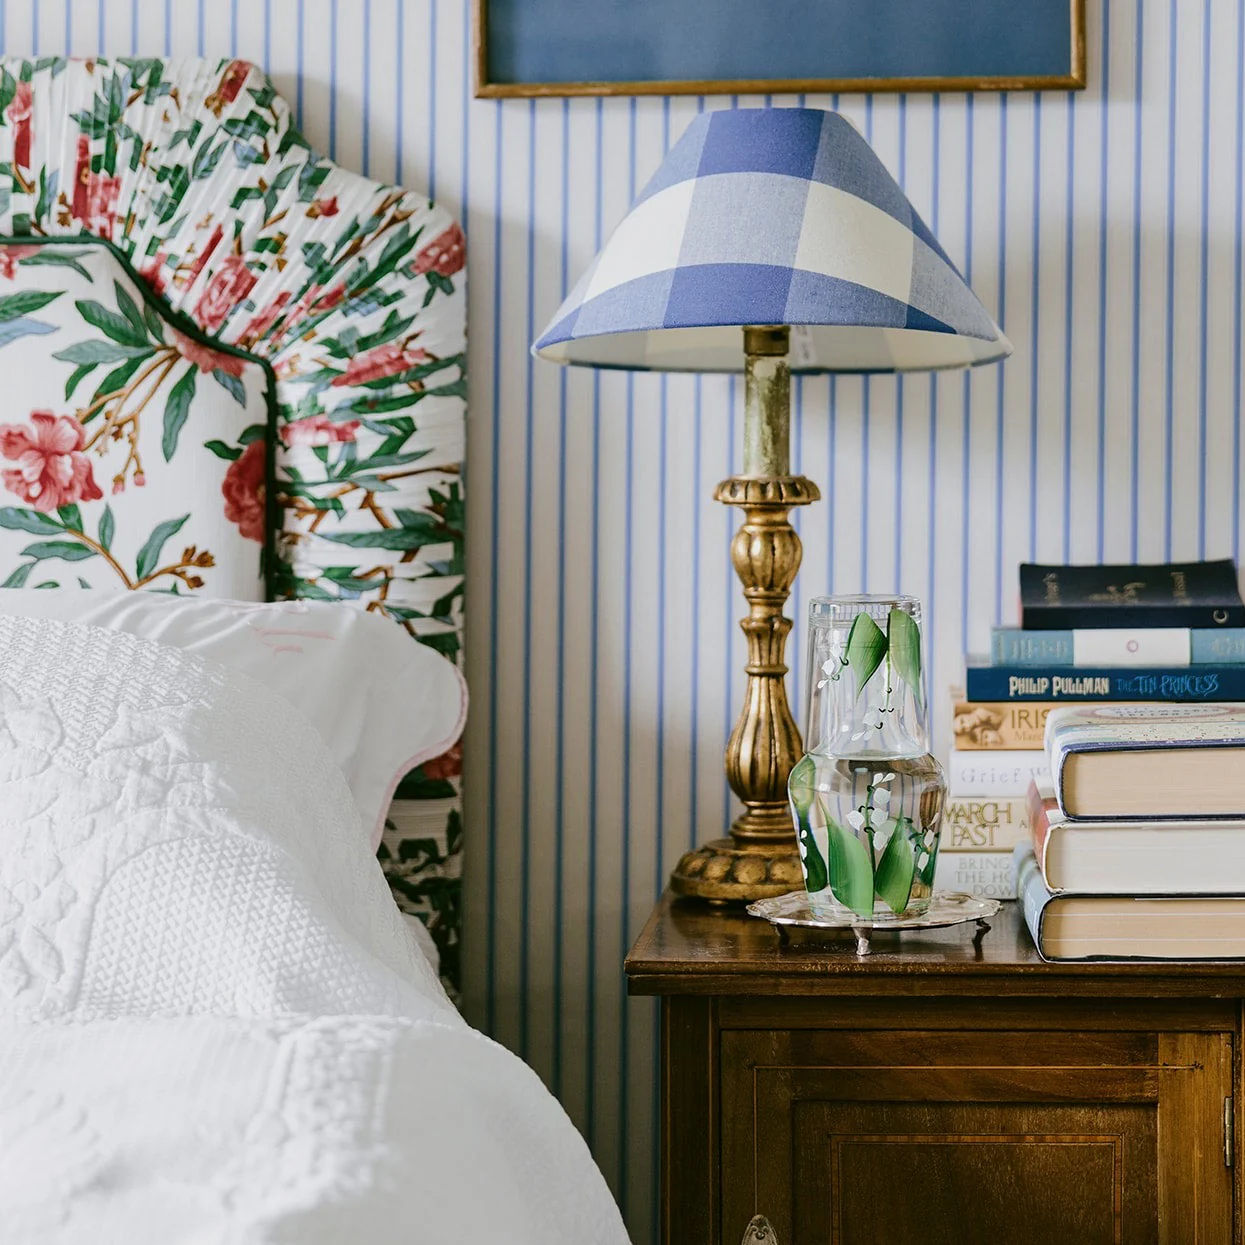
1017,704,1245,960
938,559,1245,899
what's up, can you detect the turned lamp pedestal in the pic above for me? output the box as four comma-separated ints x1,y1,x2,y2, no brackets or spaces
670,326,820,902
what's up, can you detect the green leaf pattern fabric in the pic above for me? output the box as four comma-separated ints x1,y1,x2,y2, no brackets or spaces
0,56,467,992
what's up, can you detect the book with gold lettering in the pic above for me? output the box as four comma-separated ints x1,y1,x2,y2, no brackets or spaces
951,694,1055,750
940,795,1031,853
1019,560,1245,629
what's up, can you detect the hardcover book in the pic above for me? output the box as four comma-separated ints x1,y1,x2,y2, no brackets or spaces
965,661,1245,703
1044,703,1245,818
951,695,1054,750
940,795,1031,852
1019,560,1245,630
946,748,1050,797
990,626,1245,667
1015,846,1245,961
1028,780,1245,893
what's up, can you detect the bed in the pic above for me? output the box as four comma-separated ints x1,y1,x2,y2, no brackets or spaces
0,57,628,1242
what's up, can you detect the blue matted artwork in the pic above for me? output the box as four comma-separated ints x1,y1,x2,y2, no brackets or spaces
476,0,1085,98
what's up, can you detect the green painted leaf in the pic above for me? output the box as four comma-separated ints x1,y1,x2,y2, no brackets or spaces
1,562,33,588
874,821,916,915
844,612,887,700
113,280,149,341
74,297,148,347
788,756,827,894
19,539,96,562
825,817,874,917
211,367,246,406
135,514,188,580
54,339,151,365
202,439,242,461
0,289,60,322
161,366,196,461
0,507,61,534
98,504,114,552
887,607,924,711
320,522,442,550
65,361,94,400
20,249,93,280
56,503,82,532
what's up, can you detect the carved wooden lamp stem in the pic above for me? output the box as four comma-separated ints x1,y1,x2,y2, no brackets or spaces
670,326,820,901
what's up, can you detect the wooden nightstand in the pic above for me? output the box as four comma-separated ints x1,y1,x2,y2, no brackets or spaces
625,893,1243,1245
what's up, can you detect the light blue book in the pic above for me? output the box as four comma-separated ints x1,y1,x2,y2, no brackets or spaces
991,626,1245,667
1014,845,1245,961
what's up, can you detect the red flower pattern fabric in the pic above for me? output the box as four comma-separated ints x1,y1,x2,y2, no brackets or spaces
412,224,466,278
281,415,360,447
221,440,267,543
331,341,431,388
6,80,31,170
195,254,258,333
70,135,121,237
0,411,102,512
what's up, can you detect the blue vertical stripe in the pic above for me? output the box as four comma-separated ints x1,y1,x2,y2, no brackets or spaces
1161,0,1178,559
1026,94,1041,561
1095,0,1110,560
1129,0,1145,560
1060,90,1075,562
484,100,503,1036
518,96,536,1062
1235,0,1245,563
551,94,570,1104
1196,0,1211,557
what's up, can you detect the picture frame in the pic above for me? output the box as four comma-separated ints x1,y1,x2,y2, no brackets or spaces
474,0,1086,100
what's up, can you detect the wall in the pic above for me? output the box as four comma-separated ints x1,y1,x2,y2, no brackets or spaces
14,2,1245,1241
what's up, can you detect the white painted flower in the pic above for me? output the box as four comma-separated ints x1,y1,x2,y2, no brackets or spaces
846,809,865,832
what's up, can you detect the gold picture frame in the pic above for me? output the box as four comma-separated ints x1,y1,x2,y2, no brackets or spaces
474,0,1085,99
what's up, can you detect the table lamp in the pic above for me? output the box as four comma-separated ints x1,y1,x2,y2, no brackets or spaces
534,107,1010,902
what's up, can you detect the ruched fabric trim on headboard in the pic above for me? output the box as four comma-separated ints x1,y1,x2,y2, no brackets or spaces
0,56,466,986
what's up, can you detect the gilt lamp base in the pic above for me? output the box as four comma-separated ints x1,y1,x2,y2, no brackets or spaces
669,838,803,903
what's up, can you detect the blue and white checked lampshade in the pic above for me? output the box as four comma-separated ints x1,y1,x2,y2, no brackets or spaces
533,107,1010,374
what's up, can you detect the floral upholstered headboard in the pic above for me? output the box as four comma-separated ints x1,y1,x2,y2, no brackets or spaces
0,56,467,986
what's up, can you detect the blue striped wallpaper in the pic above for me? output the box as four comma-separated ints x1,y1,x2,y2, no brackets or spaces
13,4,1245,1242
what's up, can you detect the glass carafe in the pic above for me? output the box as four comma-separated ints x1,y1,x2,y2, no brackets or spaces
787,595,946,920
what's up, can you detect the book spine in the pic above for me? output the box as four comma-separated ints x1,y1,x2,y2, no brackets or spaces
934,850,1015,900
991,629,1074,665
1013,846,1054,957
940,795,1031,852
1026,782,1060,882
1021,602,1245,629
992,627,1245,666
946,749,1050,796
965,664,1245,702
951,699,1054,750
1192,630,1245,662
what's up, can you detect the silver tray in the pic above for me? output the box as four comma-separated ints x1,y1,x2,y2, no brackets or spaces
747,889,1001,955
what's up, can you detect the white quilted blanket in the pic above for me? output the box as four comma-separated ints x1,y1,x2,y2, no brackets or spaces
0,614,629,1245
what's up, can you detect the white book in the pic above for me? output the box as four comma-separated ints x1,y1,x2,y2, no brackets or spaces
934,851,1014,900
946,748,1051,797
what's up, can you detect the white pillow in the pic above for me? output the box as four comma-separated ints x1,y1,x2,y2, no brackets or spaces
0,588,466,847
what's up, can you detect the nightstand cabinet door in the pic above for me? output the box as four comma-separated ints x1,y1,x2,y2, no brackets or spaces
719,1026,1233,1245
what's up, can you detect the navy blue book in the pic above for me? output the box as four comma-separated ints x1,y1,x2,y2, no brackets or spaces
1019,560,1245,629
966,660,1245,702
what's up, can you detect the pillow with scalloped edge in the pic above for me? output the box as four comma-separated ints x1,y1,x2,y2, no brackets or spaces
0,238,272,597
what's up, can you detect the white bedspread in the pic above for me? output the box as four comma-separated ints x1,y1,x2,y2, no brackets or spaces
0,614,629,1245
